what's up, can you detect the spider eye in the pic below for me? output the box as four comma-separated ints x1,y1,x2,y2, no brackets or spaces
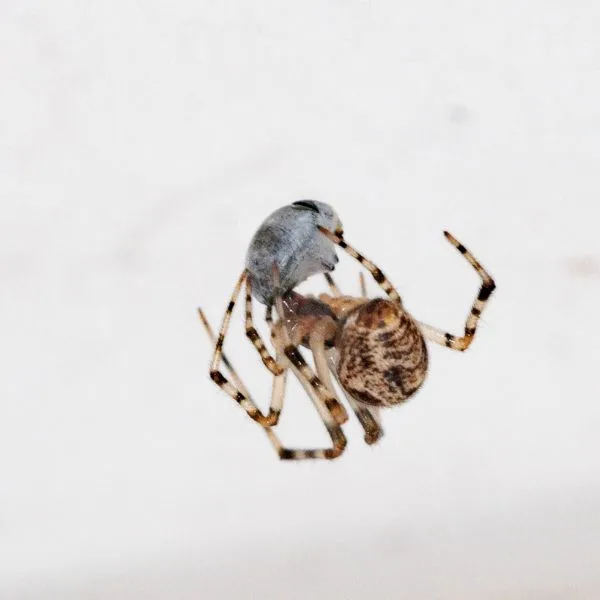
292,200,320,213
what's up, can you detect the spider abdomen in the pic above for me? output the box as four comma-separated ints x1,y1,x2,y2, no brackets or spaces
337,299,428,407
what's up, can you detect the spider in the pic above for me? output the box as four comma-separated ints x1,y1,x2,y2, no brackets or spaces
197,200,349,428
200,221,496,460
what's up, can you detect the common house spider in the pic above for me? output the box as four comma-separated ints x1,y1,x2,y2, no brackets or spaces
199,204,496,460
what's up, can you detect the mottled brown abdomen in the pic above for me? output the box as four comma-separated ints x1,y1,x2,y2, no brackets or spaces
337,299,428,407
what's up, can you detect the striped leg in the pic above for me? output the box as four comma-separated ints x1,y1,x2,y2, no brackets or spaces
320,271,382,442
282,339,348,427
341,389,383,445
271,267,348,425
265,304,274,328
268,351,287,429
265,303,276,347
198,308,250,396
323,273,341,296
417,231,496,352
321,272,382,443
307,319,345,412
323,349,384,445
198,307,286,426
206,270,279,427
245,276,283,376
317,227,401,302
264,357,347,460
268,286,347,460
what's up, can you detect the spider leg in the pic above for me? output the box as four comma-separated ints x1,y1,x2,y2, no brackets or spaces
265,303,281,359
323,272,341,296
417,231,496,351
306,318,351,429
265,304,274,329
198,308,249,396
206,270,279,427
359,272,367,298
268,351,287,425
316,268,383,442
272,264,348,426
198,307,286,426
244,276,283,376
317,227,401,302
267,336,347,460
325,351,384,445
345,395,383,446
266,271,347,460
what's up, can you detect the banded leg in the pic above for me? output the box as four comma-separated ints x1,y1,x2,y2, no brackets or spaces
198,308,250,396
318,227,401,302
245,276,283,376
264,357,347,460
418,231,496,352
320,273,382,443
323,350,384,445
323,272,341,296
272,266,348,425
265,304,279,352
265,304,274,329
284,342,348,427
307,318,346,418
207,270,279,427
342,391,383,445
268,284,347,460
198,307,286,425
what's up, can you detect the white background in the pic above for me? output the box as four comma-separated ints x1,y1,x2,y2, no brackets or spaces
2,1,600,598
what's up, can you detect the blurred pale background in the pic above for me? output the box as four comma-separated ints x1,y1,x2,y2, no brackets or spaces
1,1,600,598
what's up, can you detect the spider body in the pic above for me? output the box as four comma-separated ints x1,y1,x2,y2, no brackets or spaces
279,292,428,408
199,203,496,460
246,200,343,305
